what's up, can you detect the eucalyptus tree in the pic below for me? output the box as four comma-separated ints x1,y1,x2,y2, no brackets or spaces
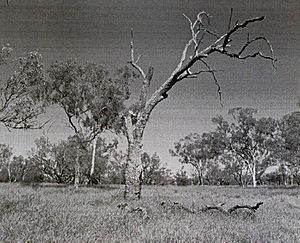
0,143,12,182
45,61,132,187
170,132,224,185
141,152,172,185
213,107,279,187
0,48,46,130
123,10,275,198
279,111,300,185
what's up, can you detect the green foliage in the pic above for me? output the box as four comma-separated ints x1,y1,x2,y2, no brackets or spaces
46,61,134,138
23,135,123,185
0,144,12,167
277,111,300,182
0,45,12,65
170,132,226,185
174,167,191,186
213,107,280,186
0,144,12,182
0,50,46,129
141,152,173,185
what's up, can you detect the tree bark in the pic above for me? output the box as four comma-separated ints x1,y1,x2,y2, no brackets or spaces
124,115,144,200
124,140,143,200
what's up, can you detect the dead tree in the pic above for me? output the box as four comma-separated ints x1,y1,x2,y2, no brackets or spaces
124,10,275,200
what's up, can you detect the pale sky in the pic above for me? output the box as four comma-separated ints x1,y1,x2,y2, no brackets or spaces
0,0,299,171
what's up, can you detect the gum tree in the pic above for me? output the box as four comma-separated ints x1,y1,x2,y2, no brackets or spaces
123,10,275,199
0,49,45,130
213,107,279,187
279,111,300,185
45,61,132,187
170,132,224,186
0,143,12,182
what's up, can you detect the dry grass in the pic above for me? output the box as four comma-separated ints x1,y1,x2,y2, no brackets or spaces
0,183,299,242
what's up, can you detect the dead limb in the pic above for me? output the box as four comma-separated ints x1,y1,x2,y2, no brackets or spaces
161,201,264,215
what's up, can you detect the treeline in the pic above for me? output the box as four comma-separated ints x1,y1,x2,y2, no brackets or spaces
0,38,295,189
0,136,173,186
0,107,299,187
171,107,300,187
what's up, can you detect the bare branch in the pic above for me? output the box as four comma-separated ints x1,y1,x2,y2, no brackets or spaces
200,59,223,107
129,29,146,79
228,202,264,213
128,29,154,110
203,29,220,39
222,16,265,49
177,68,224,80
129,12,275,141
227,8,233,31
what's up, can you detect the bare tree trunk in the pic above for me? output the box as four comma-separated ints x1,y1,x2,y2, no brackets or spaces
74,147,80,189
252,163,257,188
7,163,11,183
124,116,144,200
90,137,97,177
196,168,204,186
125,139,143,200
290,173,294,186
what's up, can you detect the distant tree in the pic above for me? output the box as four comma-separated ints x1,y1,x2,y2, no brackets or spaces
221,152,251,186
105,150,127,185
174,167,190,186
27,135,119,185
279,111,300,185
141,152,173,185
205,161,231,185
170,132,224,185
0,144,12,182
213,107,279,187
28,136,75,183
10,155,27,182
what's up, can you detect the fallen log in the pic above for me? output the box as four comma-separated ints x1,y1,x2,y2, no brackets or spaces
227,202,263,214
161,201,264,215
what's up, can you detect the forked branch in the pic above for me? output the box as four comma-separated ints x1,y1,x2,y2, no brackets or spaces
143,11,275,112
129,29,154,109
126,10,276,139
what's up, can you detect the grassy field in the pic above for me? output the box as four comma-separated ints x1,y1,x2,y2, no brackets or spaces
0,183,299,242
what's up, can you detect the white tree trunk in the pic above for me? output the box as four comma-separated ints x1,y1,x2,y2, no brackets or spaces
7,162,11,183
196,167,204,186
290,173,294,186
90,137,97,176
74,148,80,188
252,163,257,188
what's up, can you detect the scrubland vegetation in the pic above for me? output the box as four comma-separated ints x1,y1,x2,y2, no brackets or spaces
0,183,299,242
0,4,299,242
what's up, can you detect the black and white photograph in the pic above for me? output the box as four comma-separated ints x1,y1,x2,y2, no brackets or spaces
0,0,299,242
